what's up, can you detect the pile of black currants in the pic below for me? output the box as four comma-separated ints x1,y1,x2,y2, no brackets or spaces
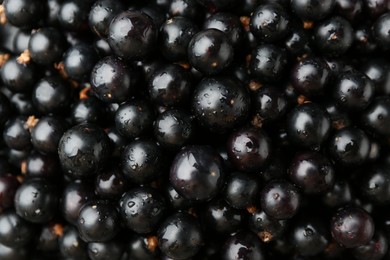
0,0,390,259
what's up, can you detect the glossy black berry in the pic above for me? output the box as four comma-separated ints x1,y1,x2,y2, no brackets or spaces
0,56,37,93
361,97,390,136
290,216,329,256
169,145,224,202
204,12,243,48
352,231,388,260
0,174,19,211
25,153,60,180
90,56,136,103
28,27,66,65
157,212,203,259
63,43,98,81
290,57,331,97
121,139,163,184
31,116,69,154
59,227,88,259
95,167,128,200
188,29,234,75
250,44,288,82
3,116,31,150
224,171,259,209
108,10,157,60
291,0,335,21
119,187,166,234
314,16,353,56
58,0,91,31
192,76,250,132
201,199,244,234
361,58,390,95
14,178,58,223
0,210,35,248
32,76,71,115
260,180,301,220
333,70,374,111
148,64,193,108
227,127,271,172
58,123,111,179
328,127,370,166
330,206,375,248
153,109,194,150
373,12,390,51
249,209,288,243
61,181,96,225
250,3,290,43
322,179,353,208
71,97,106,125
288,152,335,194
159,16,199,62
253,85,287,122
360,164,390,205
115,100,154,139
286,103,331,150
88,0,124,38
222,230,265,260
77,200,119,242
88,240,125,260
0,242,29,260
3,0,44,28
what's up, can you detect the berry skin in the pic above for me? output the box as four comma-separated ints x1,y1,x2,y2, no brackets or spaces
77,200,120,243
224,171,259,209
169,145,225,202
157,212,203,260
361,96,390,137
14,178,58,223
249,209,288,243
3,0,44,28
0,174,19,211
360,164,390,205
373,12,390,51
333,70,375,112
222,230,265,260
58,123,111,179
0,210,35,248
250,3,290,43
330,206,375,248
250,44,288,82
314,16,353,56
108,10,157,60
260,180,301,220
286,103,331,150
352,231,388,260
88,0,124,38
87,240,125,260
119,187,167,234
192,76,250,132
288,152,335,194
227,127,271,172
328,127,370,166
291,0,335,21
188,29,234,75
63,43,98,81
159,16,199,62
90,56,136,103
121,139,163,184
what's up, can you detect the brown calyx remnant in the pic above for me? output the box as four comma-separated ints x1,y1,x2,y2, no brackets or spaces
16,175,24,183
177,62,190,70
54,62,68,79
0,5,6,24
246,205,257,214
79,87,90,100
251,114,263,129
20,160,27,175
240,16,250,31
332,120,346,130
297,95,311,105
303,21,313,29
0,53,10,67
17,50,31,64
25,115,39,130
248,80,262,91
146,236,158,252
53,223,64,237
258,231,273,242
188,207,198,218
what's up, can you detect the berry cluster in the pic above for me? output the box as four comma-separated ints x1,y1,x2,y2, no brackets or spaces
0,0,390,259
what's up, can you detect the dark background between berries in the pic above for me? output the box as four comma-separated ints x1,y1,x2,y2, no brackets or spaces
0,0,390,259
